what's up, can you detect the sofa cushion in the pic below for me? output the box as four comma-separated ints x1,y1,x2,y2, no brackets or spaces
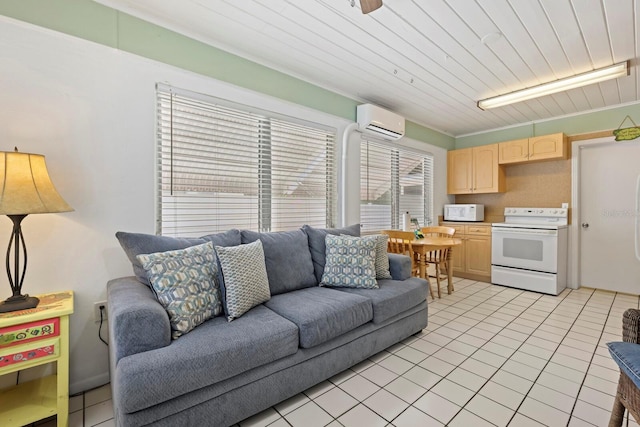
608,341,640,389
137,242,223,339
336,278,428,324
302,224,360,283
388,253,412,280
116,229,241,284
241,229,317,295
265,287,373,348
215,240,271,321
116,304,299,413
320,235,378,289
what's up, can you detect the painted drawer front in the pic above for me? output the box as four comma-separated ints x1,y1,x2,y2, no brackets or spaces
0,339,60,368
0,318,60,348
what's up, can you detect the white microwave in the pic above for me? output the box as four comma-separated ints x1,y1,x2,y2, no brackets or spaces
444,204,484,222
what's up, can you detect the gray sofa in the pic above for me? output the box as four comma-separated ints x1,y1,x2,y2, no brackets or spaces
107,225,429,427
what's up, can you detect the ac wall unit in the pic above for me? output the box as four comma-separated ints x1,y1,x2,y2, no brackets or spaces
356,104,405,141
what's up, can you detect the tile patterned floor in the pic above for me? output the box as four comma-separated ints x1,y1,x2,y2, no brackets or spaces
35,278,640,426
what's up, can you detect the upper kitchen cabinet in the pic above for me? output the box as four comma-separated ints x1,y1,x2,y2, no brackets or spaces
447,144,505,194
499,133,568,164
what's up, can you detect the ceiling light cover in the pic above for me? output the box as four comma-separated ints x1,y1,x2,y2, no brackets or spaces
478,61,629,110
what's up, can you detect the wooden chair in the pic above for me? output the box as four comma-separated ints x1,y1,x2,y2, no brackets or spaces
381,230,435,299
608,308,640,426
418,226,456,298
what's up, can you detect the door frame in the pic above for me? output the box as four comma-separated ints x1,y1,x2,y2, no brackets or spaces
570,135,616,290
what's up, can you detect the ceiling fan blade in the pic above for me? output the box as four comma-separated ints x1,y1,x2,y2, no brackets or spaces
360,0,383,14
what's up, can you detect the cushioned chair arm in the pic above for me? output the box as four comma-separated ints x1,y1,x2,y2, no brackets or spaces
107,277,171,364
388,253,412,281
623,308,640,344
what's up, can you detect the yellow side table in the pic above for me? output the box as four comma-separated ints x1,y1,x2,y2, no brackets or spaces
0,291,74,427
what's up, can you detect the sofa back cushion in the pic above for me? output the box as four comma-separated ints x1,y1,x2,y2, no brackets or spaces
301,224,360,283
116,229,241,284
241,229,317,295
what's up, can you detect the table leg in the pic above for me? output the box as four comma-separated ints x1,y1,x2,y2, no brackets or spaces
447,247,454,294
419,248,427,280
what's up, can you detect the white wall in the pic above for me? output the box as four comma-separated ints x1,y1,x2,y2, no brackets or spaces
0,16,450,393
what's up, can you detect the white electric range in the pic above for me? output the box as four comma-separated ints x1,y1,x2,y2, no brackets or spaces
491,207,568,295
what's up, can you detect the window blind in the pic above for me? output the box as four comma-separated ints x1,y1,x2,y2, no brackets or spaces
360,138,434,233
157,85,336,237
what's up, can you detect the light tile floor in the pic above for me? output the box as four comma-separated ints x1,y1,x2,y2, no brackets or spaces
34,278,640,427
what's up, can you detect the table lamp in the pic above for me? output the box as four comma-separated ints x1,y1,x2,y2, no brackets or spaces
0,148,73,313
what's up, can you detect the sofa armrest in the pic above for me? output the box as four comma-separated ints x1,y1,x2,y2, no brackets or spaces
107,277,171,364
623,308,640,344
388,253,411,280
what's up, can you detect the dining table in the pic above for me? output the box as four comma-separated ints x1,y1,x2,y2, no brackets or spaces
410,236,462,295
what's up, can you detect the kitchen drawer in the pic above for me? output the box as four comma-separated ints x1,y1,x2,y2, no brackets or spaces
450,225,465,236
465,225,491,235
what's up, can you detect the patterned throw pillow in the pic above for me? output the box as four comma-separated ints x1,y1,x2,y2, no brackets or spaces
137,241,223,339
215,240,271,321
320,234,378,289
364,235,392,279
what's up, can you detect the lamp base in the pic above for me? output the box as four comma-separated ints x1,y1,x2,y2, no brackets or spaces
0,294,39,313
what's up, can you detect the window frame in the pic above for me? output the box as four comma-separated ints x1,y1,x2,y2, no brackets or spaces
359,136,434,233
156,84,337,237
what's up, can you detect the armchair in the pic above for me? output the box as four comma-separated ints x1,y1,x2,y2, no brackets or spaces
608,308,640,426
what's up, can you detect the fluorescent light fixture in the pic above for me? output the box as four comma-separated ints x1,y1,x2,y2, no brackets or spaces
477,61,629,110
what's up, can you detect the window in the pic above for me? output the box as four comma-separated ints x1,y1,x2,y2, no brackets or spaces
156,85,336,237
360,138,434,232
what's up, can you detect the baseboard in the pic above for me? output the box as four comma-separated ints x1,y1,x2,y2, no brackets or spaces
71,371,110,395
453,272,490,282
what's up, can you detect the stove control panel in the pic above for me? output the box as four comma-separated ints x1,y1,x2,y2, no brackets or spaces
504,207,568,218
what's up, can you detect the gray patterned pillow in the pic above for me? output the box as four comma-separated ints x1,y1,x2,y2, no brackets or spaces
136,241,223,339
215,240,271,321
320,234,378,289
356,235,392,279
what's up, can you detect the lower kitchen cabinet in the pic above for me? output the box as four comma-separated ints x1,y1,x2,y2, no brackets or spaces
445,223,492,282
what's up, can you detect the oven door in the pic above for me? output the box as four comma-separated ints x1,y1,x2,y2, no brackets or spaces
491,226,558,273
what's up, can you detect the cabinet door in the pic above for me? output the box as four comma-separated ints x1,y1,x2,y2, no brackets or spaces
465,235,491,275
447,148,473,194
528,133,567,161
498,139,529,164
450,238,465,273
472,144,504,193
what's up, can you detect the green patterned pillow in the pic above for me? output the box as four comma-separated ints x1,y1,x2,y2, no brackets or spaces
215,240,271,321
320,234,378,289
137,241,223,339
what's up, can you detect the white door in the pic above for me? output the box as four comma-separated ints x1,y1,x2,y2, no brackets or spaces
579,138,640,293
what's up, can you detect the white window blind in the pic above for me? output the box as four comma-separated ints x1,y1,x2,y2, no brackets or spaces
360,138,434,233
156,85,336,237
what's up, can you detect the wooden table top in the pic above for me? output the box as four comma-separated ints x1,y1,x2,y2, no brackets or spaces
411,237,462,246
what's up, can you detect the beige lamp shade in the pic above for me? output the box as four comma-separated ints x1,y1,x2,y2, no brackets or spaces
0,150,73,215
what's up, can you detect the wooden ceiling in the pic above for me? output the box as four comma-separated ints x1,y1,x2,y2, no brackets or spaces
97,0,639,136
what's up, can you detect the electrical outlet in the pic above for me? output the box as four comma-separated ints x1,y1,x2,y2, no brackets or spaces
94,301,107,323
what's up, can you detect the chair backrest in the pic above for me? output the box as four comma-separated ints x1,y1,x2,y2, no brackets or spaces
419,227,455,262
381,230,415,258
420,226,456,238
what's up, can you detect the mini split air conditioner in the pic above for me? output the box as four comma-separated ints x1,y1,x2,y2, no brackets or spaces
356,104,405,141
